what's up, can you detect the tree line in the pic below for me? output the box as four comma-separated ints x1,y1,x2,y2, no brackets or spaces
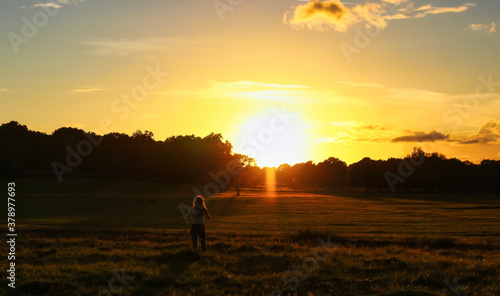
275,149,499,194
1,121,499,193
0,121,250,185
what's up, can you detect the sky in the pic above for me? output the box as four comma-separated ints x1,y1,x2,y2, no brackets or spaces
1,0,499,167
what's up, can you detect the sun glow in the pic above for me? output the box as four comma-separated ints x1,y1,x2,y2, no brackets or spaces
232,108,310,168
265,167,277,195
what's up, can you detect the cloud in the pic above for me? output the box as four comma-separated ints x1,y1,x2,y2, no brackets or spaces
340,80,445,99
356,124,386,130
284,0,475,32
411,3,475,18
318,131,392,144
317,132,354,143
386,88,444,100
211,80,308,89
81,37,203,56
338,79,452,107
284,0,387,32
152,80,311,103
320,121,500,146
294,0,347,20
331,121,386,130
33,3,62,8
82,40,172,56
467,22,496,34
0,88,10,93
382,0,407,4
391,122,500,145
449,121,500,144
22,0,85,8
203,80,308,103
70,88,107,93
392,130,449,142
331,121,360,127
56,0,86,5
337,81,383,88
319,121,393,143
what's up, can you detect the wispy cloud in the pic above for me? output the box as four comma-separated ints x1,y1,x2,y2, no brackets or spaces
338,80,447,104
70,88,107,93
467,22,496,34
410,3,475,18
81,37,203,56
284,0,475,32
337,81,383,88
218,81,309,89
58,0,85,4
331,121,361,127
386,88,444,100
81,40,171,56
318,121,393,143
33,3,62,9
331,121,386,130
22,0,85,8
154,80,310,103
0,88,10,93
357,124,386,130
205,80,308,102
317,132,354,143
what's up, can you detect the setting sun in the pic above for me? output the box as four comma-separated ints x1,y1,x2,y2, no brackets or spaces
232,108,310,168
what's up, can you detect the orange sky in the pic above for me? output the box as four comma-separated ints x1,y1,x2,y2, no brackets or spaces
1,0,499,166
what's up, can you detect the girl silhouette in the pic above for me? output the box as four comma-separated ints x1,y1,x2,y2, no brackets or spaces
185,195,211,251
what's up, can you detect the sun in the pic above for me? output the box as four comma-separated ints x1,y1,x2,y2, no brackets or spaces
232,108,309,167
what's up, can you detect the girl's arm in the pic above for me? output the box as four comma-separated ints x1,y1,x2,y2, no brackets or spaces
206,210,211,220
185,208,192,223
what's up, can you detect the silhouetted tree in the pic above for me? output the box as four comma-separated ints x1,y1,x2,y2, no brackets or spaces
1,122,498,194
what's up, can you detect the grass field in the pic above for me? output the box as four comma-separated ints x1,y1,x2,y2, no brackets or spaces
1,177,499,295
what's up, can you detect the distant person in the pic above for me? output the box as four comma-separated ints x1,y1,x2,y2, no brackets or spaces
185,195,211,251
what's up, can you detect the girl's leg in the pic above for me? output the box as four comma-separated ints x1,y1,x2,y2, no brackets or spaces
199,224,207,251
190,225,198,250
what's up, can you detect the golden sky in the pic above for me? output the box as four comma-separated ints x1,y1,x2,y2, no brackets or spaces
1,0,499,166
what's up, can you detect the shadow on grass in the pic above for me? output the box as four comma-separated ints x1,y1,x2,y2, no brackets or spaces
378,290,438,296
15,281,78,296
310,186,500,204
291,228,498,250
147,249,201,265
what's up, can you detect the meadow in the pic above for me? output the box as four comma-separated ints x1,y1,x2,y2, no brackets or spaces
0,177,499,295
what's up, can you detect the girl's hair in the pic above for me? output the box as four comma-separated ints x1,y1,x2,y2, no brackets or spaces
193,195,206,208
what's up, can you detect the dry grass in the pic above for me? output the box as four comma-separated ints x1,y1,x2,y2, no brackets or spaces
1,177,499,295
0,228,498,295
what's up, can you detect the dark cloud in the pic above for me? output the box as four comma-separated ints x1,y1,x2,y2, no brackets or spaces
356,125,386,131
355,137,391,143
448,121,500,145
392,130,449,143
300,0,346,20
283,0,353,31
